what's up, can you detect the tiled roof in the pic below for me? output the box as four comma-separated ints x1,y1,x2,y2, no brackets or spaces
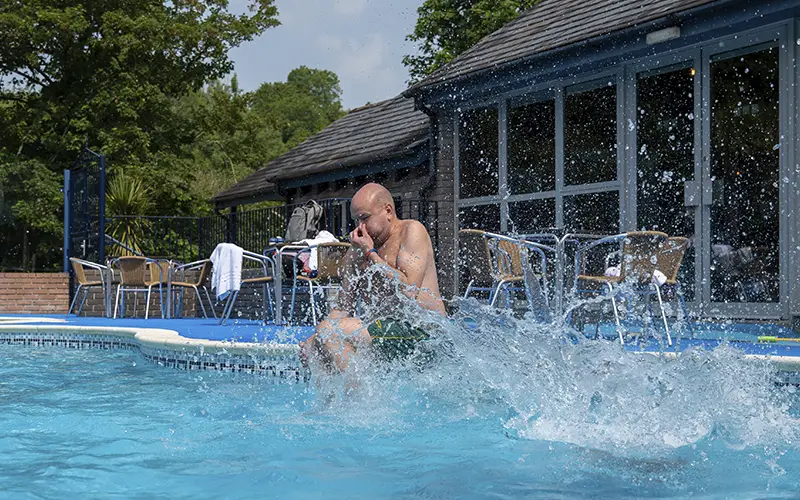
408,0,720,92
213,94,429,205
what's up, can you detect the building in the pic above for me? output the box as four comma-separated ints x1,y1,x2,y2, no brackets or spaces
402,0,800,322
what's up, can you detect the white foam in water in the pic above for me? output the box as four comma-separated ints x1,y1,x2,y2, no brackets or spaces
306,267,800,458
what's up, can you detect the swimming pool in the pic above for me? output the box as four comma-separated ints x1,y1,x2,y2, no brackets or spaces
2,310,800,498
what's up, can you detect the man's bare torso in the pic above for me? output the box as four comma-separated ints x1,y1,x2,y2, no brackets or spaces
352,219,445,316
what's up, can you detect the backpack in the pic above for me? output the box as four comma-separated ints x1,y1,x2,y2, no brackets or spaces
285,200,324,242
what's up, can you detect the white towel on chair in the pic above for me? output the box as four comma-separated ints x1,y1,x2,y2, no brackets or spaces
210,243,243,300
294,230,338,272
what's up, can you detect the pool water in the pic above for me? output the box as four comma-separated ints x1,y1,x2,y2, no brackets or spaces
2,330,800,499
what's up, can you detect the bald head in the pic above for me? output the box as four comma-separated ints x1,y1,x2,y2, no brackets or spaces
352,183,394,212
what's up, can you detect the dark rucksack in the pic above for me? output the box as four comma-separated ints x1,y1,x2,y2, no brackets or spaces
285,200,324,242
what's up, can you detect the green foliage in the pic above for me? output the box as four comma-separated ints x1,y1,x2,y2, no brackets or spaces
251,66,345,148
0,152,63,270
0,1,346,270
106,170,153,256
404,0,538,83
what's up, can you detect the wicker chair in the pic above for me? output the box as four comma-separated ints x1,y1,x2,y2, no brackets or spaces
169,259,216,319
288,242,351,325
654,236,694,334
574,231,668,344
219,250,276,325
112,256,164,319
68,257,112,316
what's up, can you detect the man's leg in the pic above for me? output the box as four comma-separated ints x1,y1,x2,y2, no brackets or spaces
300,317,372,372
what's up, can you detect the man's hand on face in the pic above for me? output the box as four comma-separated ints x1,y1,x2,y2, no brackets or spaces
350,222,375,254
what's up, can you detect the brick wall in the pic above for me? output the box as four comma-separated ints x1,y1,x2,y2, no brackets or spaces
0,273,69,314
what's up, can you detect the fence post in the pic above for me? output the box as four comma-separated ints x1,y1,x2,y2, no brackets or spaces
63,169,71,273
98,154,106,264
229,206,238,245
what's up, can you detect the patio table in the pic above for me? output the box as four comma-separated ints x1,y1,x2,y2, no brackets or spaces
520,231,609,317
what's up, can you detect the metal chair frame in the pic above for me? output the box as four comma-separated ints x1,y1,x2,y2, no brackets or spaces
573,232,671,345
68,257,113,316
169,259,216,319
287,242,351,325
219,250,276,325
112,256,165,319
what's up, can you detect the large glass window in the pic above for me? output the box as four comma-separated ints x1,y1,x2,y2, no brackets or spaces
508,199,556,234
563,191,619,233
508,99,555,194
564,83,617,185
709,46,780,303
637,65,696,300
458,204,500,232
458,107,499,199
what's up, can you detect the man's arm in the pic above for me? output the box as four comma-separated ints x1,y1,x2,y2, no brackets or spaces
366,221,431,295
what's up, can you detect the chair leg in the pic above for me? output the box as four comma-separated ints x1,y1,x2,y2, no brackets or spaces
68,284,83,316
463,280,475,299
145,286,152,319
76,287,90,316
262,283,268,324
309,280,317,325
675,283,694,336
204,288,217,319
489,281,507,307
218,293,231,325
193,286,208,319
266,283,274,322
114,286,122,319
222,290,240,326
606,283,624,345
158,283,164,319
289,278,298,323
654,284,672,346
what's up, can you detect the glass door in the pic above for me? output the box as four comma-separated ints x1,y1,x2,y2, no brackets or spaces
704,41,783,314
635,62,698,302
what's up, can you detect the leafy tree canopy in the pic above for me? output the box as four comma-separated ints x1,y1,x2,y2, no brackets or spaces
403,0,538,83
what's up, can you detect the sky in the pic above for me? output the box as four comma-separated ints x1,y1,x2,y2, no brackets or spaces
229,0,421,110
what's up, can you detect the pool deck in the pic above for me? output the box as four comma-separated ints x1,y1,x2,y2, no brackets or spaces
0,314,315,343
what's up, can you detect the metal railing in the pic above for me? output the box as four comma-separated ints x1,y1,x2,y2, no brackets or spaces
103,198,444,263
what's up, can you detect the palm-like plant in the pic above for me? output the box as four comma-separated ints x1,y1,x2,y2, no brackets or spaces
106,171,153,256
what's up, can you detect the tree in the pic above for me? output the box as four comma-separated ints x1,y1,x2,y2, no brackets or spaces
403,0,538,83
0,0,279,270
0,0,279,164
251,66,345,148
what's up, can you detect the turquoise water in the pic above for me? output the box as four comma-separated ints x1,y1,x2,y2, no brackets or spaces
2,316,800,500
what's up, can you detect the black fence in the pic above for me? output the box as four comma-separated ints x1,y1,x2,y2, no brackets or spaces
104,197,444,263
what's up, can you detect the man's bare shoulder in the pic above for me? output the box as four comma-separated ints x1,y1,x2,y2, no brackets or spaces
399,219,432,245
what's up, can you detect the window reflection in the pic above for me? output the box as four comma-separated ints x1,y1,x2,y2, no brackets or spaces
710,46,780,303
637,65,696,301
563,191,619,233
508,199,555,235
508,100,555,194
564,83,617,185
458,204,500,232
458,107,499,199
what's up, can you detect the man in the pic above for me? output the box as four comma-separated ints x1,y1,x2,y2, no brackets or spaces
299,183,446,372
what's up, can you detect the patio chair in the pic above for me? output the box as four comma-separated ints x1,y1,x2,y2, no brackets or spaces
112,256,165,319
288,242,351,325
169,259,216,319
68,257,113,316
573,231,668,344
458,229,495,299
654,236,694,335
459,229,550,312
219,250,276,326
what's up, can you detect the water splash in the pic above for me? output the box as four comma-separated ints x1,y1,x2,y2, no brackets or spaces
304,267,799,459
